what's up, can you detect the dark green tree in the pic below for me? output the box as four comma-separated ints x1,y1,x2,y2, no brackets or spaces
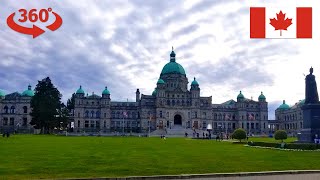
231,128,247,142
30,77,62,134
66,93,75,112
274,130,287,142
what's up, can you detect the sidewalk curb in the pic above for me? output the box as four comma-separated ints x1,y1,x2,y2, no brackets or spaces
62,170,320,180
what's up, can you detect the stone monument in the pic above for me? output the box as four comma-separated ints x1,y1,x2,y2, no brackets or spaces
298,67,320,143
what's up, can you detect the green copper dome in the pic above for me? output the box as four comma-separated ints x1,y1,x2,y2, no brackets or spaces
152,88,157,96
0,89,5,97
191,77,199,86
22,85,34,97
76,85,85,94
258,92,266,100
102,86,110,95
157,78,165,84
278,100,290,110
237,91,244,99
160,49,186,75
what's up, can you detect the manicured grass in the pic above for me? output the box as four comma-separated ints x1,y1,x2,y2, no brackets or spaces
0,135,319,179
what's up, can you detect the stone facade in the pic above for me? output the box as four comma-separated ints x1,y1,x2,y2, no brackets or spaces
0,85,34,133
273,100,304,135
73,50,269,134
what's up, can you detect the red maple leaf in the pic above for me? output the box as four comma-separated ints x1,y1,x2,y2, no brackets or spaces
269,10,292,36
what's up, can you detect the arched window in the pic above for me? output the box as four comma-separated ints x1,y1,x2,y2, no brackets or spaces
214,113,217,120
167,100,170,105
23,106,28,113
10,106,15,114
4,106,8,114
182,100,185,106
172,100,175,106
96,111,100,118
85,111,89,118
116,111,120,119
176,100,180,106
91,111,94,118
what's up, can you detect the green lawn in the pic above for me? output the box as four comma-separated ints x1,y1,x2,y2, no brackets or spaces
0,135,319,179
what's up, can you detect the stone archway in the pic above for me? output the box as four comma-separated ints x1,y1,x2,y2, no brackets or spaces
174,114,182,125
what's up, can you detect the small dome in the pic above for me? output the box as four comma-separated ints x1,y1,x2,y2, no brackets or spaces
157,78,165,84
0,89,5,97
191,77,199,86
102,86,110,95
152,88,157,96
22,85,34,97
258,92,266,100
237,91,244,99
160,49,186,75
278,100,290,110
76,85,85,94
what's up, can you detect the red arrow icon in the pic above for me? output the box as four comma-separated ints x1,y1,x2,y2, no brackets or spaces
7,13,45,38
46,12,62,31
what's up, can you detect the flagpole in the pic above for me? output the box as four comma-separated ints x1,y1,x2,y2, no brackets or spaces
123,115,124,135
148,115,151,137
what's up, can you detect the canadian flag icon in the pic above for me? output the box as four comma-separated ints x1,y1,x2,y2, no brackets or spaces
250,7,312,38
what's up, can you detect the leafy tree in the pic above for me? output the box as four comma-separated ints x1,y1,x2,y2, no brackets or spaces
274,130,287,142
231,128,247,142
57,103,70,130
66,93,75,112
30,77,62,134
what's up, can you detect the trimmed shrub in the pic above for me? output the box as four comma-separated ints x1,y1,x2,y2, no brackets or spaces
247,141,320,150
232,128,247,142
274,130,287,142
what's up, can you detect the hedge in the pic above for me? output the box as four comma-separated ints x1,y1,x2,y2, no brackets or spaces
247,141,320,150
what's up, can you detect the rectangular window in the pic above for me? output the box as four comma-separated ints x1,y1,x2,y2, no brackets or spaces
160,111,163,118
23,118,28,126
195,112,198,118
104,113,107,118
90,121,95,128
78,113,80,118
202,121,206,129
9,118,14,126
85,121,89,128
78,120,80,127
3,118,8,126
96,121,100,128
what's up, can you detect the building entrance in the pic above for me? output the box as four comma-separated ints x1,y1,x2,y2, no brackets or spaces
174,115,182,125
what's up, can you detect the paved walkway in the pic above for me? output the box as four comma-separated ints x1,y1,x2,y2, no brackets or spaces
172,173,320,180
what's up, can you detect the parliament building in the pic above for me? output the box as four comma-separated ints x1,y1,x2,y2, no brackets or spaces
72,50,269,134
0,50,271,135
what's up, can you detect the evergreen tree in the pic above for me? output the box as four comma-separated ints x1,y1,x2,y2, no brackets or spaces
66,93,75,111
30,77,62,134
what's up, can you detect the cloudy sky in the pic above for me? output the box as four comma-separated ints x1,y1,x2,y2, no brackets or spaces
1,0,320,119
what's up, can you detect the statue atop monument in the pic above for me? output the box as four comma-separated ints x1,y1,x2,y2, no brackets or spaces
305,67,319,104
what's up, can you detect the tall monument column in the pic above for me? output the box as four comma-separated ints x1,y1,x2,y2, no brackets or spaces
298,67,320,143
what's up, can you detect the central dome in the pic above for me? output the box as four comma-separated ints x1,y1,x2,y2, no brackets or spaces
160,49,186,75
